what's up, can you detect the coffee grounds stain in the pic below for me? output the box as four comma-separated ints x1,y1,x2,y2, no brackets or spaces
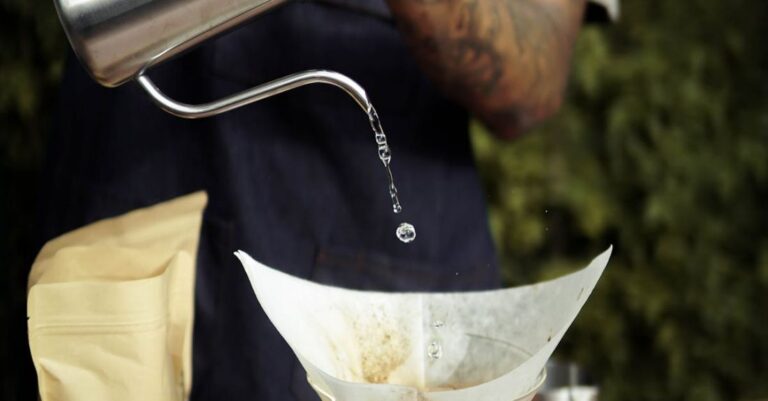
352,308,411,384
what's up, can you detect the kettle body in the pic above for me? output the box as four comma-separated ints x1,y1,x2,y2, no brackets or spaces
53,0,370,118
55,0,288,87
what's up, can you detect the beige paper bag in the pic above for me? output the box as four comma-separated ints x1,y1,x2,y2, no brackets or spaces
27,192,207,401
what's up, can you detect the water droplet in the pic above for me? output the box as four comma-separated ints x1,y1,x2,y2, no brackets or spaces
368,107,382,130
378,145,391,164
367,106,410,233
375,132,387,145
388,182,397,196
455,272,459,276
388,182,402,213
396,223,416,243
545,209,549,214
427,341,442,360
432,320,444,328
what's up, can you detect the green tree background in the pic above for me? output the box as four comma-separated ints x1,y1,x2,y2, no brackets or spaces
1,1,65,399
472,1,768,400
1,0,767,400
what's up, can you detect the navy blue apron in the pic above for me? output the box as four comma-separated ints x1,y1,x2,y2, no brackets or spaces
38,1,500,400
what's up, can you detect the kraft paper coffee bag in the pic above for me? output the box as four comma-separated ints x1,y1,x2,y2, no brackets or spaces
27,192,206,401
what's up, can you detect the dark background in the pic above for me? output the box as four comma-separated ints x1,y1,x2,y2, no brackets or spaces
2,1,768,400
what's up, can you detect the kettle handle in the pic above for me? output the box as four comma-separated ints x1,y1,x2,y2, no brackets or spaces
136,69,371,119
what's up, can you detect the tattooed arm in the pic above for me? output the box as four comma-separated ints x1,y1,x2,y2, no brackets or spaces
386,0,586,138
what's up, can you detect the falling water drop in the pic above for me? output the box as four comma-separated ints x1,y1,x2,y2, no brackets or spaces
367,105,415,242
389,183,402,214
375,132,387,145
396,223,416,243
378,145,392,164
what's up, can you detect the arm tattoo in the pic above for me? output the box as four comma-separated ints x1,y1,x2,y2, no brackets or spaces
387,0,585,136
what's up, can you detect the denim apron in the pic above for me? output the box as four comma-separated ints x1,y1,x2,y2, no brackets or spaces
38,1,500,400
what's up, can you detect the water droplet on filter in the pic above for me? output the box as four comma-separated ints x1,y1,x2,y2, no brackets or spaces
427,341,442,360
432,320,444,328
396,223,416,243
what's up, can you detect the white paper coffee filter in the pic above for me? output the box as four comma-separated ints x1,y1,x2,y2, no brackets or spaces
235,246,612,401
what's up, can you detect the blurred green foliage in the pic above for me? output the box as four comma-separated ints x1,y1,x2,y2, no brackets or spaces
1,1,66,399
472,1,768,400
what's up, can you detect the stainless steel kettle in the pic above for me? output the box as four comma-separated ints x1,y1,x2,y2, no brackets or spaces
53,0,371,118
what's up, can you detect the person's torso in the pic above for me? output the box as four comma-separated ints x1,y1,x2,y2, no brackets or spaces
41,2,500,400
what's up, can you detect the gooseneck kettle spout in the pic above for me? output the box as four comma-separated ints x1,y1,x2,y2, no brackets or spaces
136,70,371,119
53,0,371,117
